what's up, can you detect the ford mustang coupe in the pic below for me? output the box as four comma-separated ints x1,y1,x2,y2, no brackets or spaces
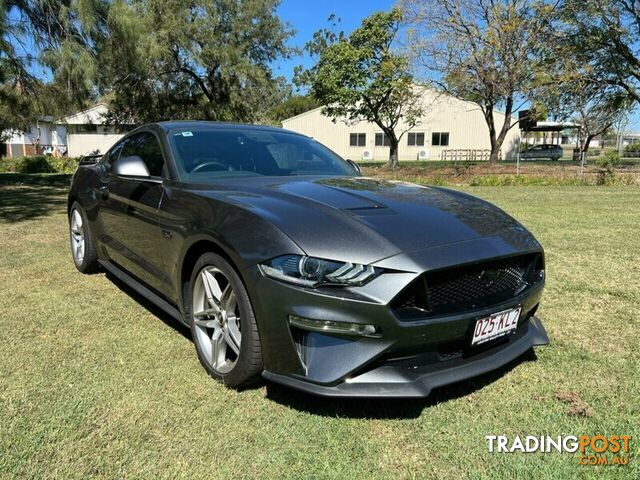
68,121,548,397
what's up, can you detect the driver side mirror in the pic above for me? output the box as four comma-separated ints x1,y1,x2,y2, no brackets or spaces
346,159,361,174
113,155,150,177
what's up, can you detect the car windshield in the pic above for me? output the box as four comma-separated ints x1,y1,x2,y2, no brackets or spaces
169,128,356,181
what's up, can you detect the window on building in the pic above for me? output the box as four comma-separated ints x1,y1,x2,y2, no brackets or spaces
349,133,366,147
431,132,450,146
407,132,425,146
75,124,98,134
375,132,390,146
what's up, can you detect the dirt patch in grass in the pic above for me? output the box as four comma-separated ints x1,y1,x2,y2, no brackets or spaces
555,391,594,418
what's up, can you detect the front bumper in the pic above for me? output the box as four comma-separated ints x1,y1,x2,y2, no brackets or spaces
244,252,548,397
263,316,548,397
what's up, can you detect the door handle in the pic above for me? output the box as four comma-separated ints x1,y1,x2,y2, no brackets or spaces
98,185,109,199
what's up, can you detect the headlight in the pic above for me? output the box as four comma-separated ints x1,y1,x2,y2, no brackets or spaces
259,255,380,287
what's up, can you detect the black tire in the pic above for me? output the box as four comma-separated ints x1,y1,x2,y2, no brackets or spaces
69,202,100,274
187,252,263,389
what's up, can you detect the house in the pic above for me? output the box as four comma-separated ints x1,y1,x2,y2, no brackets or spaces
281,89,520,161
2,103,132,159
3,116,67,158
61,103,129,157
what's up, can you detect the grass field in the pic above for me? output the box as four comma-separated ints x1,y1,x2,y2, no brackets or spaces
1,174,639,479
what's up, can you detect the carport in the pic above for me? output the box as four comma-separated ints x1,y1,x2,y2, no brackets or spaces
521,121,582,148
516,121,583,174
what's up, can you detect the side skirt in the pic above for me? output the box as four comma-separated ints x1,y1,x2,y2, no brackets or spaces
99,260,186,326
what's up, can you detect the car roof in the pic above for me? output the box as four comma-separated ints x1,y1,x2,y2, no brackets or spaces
153,120,301,136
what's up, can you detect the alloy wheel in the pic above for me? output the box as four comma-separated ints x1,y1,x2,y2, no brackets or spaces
70,209,85,265
192,266,242,374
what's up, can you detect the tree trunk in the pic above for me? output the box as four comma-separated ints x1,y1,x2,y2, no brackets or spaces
483,97,513,164
580,135,595,168
581,134,592,155
490,128,509,163
484,107,498,164
489,144,501,163
383,131,400,169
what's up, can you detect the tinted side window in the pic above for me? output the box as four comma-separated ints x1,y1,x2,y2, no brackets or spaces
120,132,166,177
103,142,125,168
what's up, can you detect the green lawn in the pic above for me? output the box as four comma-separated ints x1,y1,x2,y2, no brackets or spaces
1,174,639,479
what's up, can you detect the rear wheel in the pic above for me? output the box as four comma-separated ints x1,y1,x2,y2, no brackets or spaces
69,202,99,273
188,253,263,389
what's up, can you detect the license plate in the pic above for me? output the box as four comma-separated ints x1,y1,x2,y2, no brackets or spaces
471,307,521,346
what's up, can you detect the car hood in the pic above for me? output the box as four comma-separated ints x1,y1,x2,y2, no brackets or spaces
196,176,539,266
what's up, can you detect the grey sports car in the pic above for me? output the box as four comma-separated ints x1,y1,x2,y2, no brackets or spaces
68,121,548,397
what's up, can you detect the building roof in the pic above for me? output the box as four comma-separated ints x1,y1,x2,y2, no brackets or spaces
280,87,521,126
525,121,581,132
280,106,325,124
61,103,109,125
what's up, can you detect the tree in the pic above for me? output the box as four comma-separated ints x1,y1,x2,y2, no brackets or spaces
567,85,630,158
559,0,640,104
0,0,108,134
402,0,555,163
270,95,319,124
296,10,423,169
101,0,293,125
0,0,293,131
539,1,635,158
542,62,632,158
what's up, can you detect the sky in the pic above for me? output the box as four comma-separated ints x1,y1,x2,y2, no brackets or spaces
275,0,394,87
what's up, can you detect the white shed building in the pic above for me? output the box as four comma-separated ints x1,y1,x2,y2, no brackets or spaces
62,103,128,157
282,90,520,162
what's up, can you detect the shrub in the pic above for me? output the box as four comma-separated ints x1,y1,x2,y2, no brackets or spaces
47,156,80,174
0,155,81,174
594,151,620,185
624,143,640,157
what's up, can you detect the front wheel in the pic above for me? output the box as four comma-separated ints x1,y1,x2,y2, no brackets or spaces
69,202,99,273
188,253,263,389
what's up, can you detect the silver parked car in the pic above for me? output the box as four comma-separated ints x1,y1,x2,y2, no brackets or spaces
520,144,563,161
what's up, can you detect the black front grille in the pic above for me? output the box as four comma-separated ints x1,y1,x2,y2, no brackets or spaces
392,254,543,320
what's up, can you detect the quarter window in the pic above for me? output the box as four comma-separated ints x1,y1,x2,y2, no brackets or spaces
375,132,391,146
407,132,425,146
431,132,450,146
349,133,366,147
120,132,166,177
102,142,125,168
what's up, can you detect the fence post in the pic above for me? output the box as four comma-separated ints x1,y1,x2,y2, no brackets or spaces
517,130,522,176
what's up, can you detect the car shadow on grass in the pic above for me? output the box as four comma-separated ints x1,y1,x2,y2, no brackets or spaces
0,174,71,223
105,271,192,341
264,350,538,420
